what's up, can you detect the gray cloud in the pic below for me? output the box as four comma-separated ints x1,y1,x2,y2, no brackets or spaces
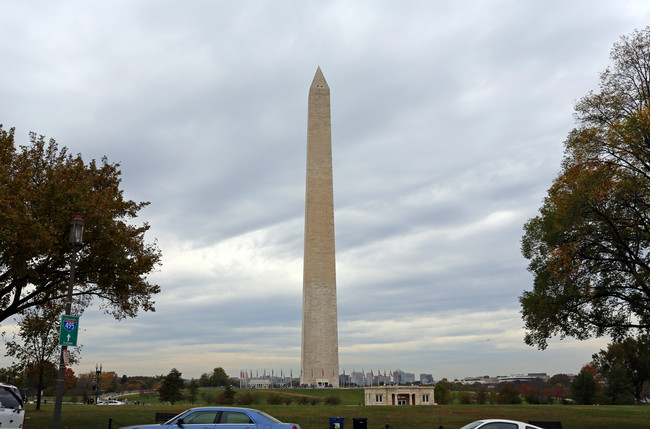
1,0,647,380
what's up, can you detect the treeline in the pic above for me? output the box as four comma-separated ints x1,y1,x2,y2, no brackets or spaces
434,369,649,406
0,364,243,407
0,364,165,403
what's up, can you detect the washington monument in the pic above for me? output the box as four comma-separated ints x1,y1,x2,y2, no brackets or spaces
300,67,340,387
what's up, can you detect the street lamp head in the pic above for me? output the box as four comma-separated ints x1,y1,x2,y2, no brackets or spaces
69,215,85,246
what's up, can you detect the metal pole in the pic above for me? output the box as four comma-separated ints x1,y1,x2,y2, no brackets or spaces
52,245,77,429
95,364,102,404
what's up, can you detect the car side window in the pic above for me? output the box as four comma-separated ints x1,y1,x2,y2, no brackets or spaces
0,388,22,409
481,424,518,429
220,411,253,424
184,411,218,424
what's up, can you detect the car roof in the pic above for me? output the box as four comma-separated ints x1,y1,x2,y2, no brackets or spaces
185,407,257,411
477,420,543,428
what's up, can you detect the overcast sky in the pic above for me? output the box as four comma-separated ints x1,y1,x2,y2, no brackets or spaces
2,0,650,382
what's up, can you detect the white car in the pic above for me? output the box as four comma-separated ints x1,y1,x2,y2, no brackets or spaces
460,420,545,429
98,399,125,405
0,383,25,428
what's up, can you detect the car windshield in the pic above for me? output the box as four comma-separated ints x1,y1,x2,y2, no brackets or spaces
460,422,486,429
251,410,282,423
0,386,23,410
164,411,187,424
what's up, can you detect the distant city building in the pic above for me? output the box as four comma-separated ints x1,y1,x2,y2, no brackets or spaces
243,378,271,389
238,370,295,388
460,376,498,385
394,369,415,384
461,373,549,385
498,373,549,383
350,371,367,386
419,373,434,384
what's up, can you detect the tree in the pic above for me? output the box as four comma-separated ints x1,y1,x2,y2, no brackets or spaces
215,384,236,404
497,383,522,404
2,304,80,409
0,125,161,323
199,367,230,387
64,368,77,392
186,378,199,404
521,27,650,349
571,366,599,405
592,335,650,403
433,383,451,404
601,362,633,404
0,365,24,390
159,368,184,405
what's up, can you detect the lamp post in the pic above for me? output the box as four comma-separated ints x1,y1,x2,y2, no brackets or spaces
52,215,84,429
94,363,102,404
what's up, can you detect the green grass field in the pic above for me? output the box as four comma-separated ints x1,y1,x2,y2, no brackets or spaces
27,389,650,429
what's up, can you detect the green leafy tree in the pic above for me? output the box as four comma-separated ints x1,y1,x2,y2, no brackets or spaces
186,378,199,404
434,383,451,404
215,384,236,404
0,366,22,387
211,367,230,387
159,368,185,405
602,363,634,404
199,367,230,387
0,126,161,323
521,27,650,349
592,335,650,403
571,366,599,405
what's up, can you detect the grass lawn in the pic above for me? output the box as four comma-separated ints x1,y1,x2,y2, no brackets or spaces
26,389,650,429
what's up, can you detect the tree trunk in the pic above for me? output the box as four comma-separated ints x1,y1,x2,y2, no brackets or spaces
36,364,44,410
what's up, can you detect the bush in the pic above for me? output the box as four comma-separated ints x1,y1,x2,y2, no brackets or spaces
459,392,473,404
284,396,293,405
297,396,311,405
234,392,259,405
201,392,215,404
310,397,321,405
324,396,341,405
475,388,488,405
215,392,235,405
267,393,285,405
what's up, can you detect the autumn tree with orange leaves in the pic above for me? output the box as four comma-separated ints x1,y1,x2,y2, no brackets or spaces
521,27,650,349
0,126,161,323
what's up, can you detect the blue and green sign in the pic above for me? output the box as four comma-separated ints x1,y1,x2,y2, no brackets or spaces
59,315,79,347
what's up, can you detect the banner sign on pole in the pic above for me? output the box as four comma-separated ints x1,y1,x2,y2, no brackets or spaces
59,315,79,347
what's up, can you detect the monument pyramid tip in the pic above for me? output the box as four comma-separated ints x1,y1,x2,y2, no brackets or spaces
311,67,329,89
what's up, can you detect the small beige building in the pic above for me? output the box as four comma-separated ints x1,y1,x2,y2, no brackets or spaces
364,386,435,406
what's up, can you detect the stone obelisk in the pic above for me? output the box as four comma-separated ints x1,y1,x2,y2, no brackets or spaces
300,67,339,388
